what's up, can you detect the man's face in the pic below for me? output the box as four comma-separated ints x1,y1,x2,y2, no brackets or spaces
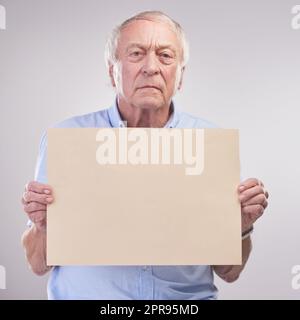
113,19,183,110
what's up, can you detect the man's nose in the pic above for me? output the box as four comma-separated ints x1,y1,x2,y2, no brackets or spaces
141,53,160,76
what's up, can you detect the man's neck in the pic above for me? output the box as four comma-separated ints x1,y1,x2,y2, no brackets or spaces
117,97,173,128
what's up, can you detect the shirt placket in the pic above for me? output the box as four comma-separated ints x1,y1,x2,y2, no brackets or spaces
139,266,154,299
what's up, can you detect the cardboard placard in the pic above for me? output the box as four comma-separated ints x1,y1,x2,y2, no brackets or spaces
47,128,241,265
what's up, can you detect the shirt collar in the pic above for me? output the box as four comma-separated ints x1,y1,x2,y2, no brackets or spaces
107,98,180,128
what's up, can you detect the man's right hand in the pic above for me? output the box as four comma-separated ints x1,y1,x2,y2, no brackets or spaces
22,181,54,232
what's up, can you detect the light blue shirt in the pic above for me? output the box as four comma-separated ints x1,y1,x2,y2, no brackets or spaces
34,100,218,300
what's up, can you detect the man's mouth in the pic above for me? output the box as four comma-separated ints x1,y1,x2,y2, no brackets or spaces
138,86,161,91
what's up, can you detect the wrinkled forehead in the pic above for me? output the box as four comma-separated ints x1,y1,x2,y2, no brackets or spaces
118,19,182,53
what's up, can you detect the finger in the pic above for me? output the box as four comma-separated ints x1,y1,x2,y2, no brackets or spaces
238,178,260,192
239,185,264,203
29,211,46,224
263,199,268,209
22,191,53,205
24,202,47,214
25,181,52,195
241,193,266,207
265,190,269,199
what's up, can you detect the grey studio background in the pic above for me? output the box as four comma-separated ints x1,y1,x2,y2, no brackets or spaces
0,0,300,300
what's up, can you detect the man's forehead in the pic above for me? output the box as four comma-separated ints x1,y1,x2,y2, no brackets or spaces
125,42,178,52
119,19,180,48
121,20,176,37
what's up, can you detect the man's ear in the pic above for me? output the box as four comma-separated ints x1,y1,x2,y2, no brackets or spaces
177,66,185,91
109,64,116,88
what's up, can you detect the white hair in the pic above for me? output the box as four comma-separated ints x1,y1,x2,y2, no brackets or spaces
104,11,189,97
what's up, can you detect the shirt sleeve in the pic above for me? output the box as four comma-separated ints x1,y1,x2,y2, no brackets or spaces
34,131,48,184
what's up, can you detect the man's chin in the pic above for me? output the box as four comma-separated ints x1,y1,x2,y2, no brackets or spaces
133,96,165,110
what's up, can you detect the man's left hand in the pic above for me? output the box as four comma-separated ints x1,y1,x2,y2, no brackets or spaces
238,178,269,233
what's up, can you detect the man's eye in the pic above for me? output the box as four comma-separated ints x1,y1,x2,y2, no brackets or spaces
160,52,173,59
130,51,142,57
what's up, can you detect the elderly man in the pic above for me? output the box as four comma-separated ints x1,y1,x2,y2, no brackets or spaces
21,11,269,300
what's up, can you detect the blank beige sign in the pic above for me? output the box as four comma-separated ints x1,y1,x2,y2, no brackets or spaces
47,128,241,266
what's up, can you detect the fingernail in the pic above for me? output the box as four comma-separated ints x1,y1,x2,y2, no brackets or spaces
239,186,245,191
46,197,53,202
44,189,51,194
